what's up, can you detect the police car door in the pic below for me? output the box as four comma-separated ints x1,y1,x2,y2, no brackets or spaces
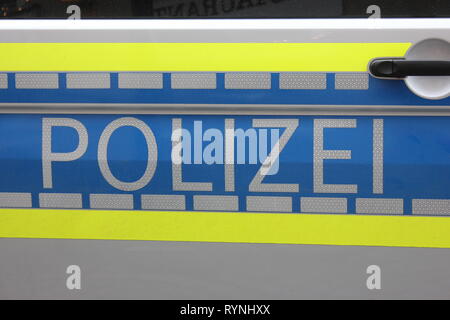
1,0,450,297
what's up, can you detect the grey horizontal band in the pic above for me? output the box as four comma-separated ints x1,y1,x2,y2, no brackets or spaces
1,103,450,116
171,73,216,89
412,199,450,216
193,195,238,211
118,73,163,89
39,193,82,209
300,197,347,214
90,194,133,210
246,196,292,213
356,198,403,215
141,194,185,210
15,73,59,89
0,74,7,89
0,192,32,208
67,73,110,89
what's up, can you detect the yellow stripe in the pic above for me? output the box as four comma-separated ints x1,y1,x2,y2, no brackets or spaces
1,209,450,248
0,43,410,72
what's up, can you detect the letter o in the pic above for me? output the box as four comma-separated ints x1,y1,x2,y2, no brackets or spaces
98,117,157,191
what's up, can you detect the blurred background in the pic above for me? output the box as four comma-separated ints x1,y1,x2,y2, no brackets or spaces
0,0,449,19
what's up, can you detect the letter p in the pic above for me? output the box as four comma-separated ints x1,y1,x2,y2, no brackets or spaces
42,118,88,189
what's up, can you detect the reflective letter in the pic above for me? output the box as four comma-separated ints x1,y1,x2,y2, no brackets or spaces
373,119,384,194
249,119,299,193
172,119,212,191
225,119,235,192
313,119,357,193
42,118,88,189
98,117,157,191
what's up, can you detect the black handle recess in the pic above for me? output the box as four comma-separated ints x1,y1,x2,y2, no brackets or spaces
369,59,450,78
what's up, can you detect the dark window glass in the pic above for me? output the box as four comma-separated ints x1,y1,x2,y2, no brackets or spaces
1,0,449,19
